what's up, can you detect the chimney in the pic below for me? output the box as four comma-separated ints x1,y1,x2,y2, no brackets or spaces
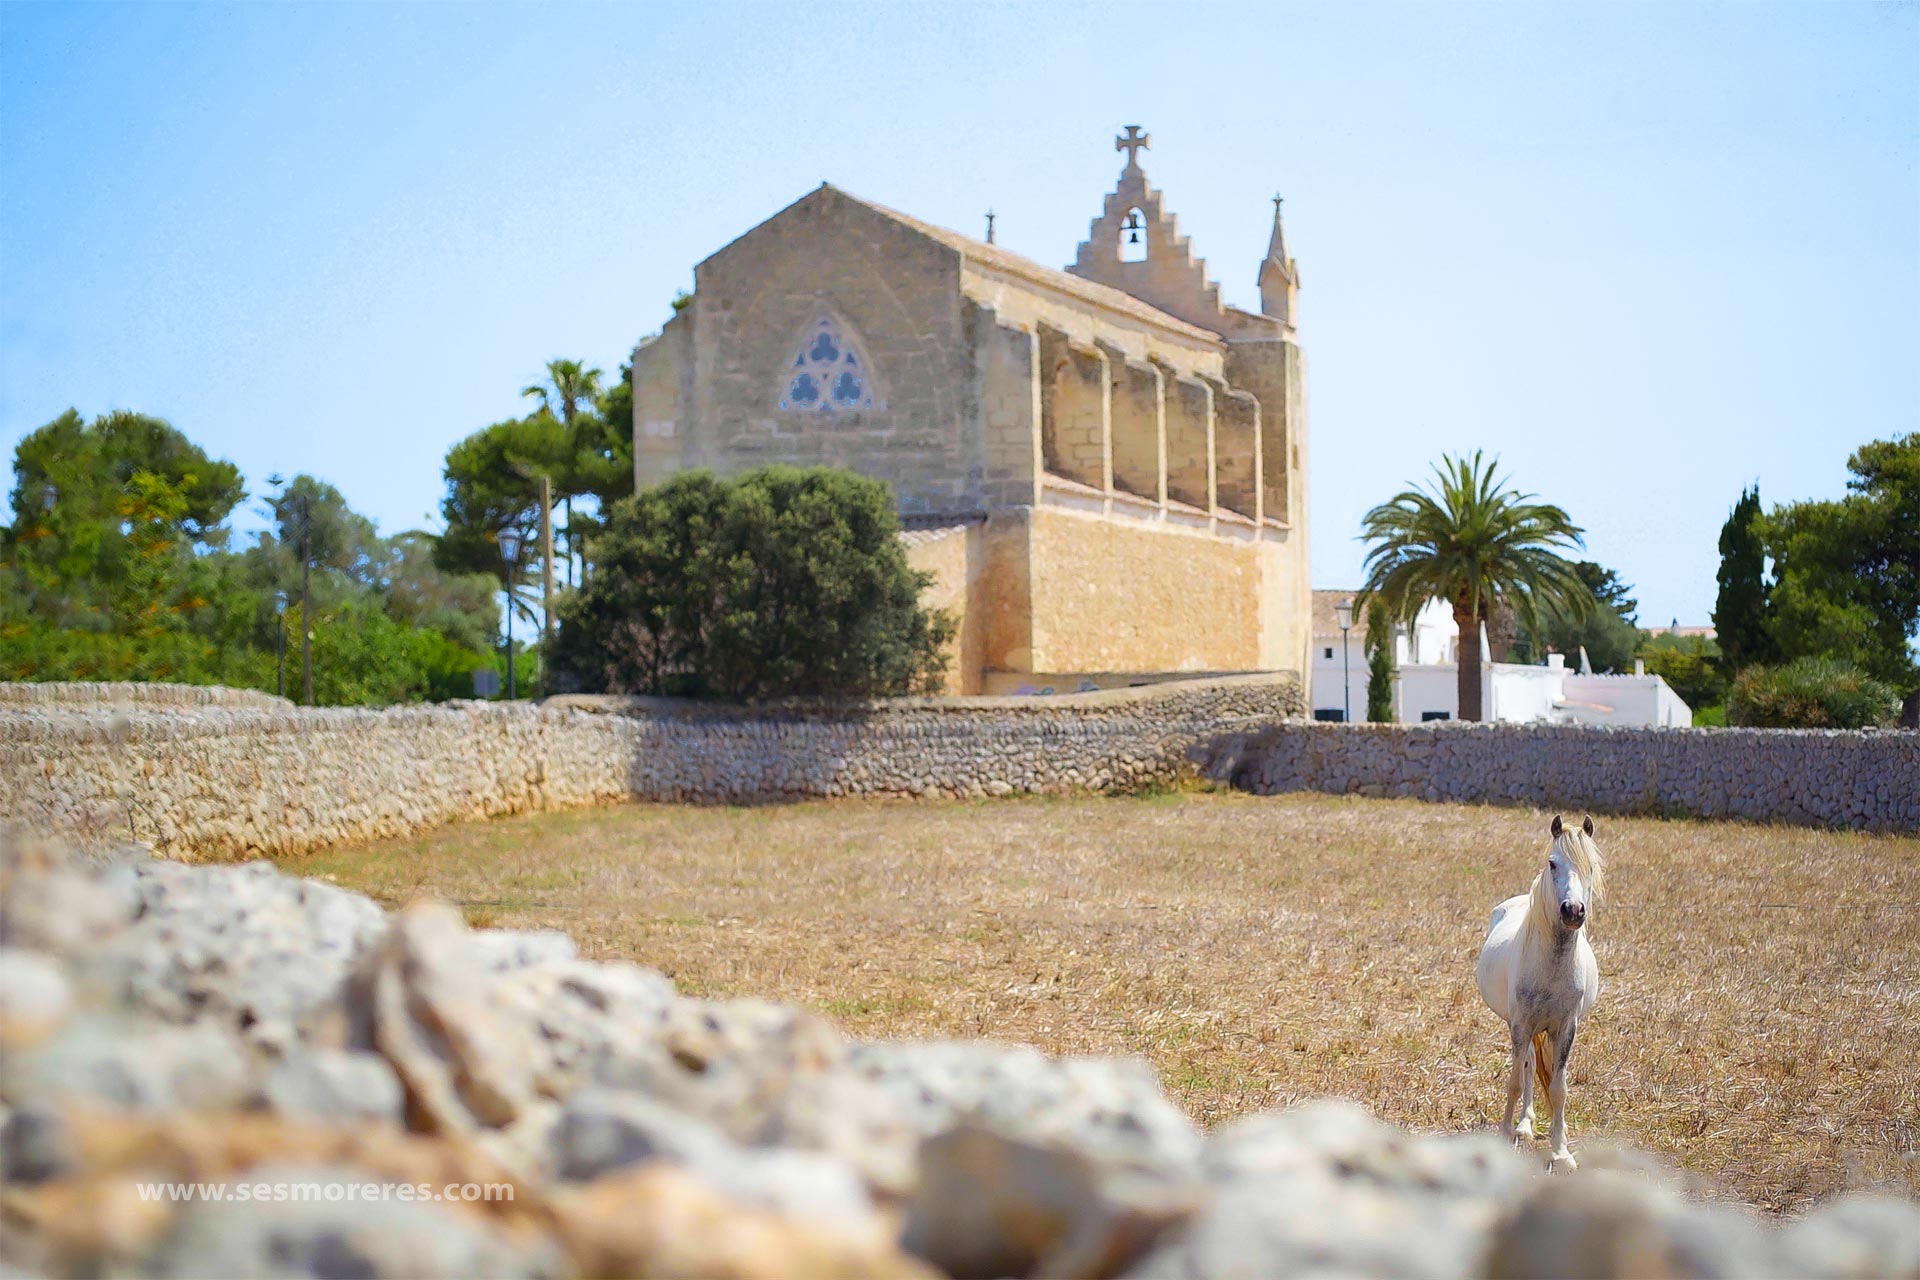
1634,658,1645,676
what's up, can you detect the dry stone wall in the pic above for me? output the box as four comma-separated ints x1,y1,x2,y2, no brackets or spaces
6,679,1914,863
0,677,1302,860
1201,721,1919,832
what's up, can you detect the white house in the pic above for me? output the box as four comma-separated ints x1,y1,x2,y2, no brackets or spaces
1309,590,1691,727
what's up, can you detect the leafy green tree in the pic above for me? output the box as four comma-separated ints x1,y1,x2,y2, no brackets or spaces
1509,561,1640,672
383,530,500,653
1760,434,1919,710
267,473,385,703
4,409,244,631
434,414,571,634
1727,656,1899,729
1364,599,1393,722
1,407,501,704
1638,632,1729,713
550,466,954,701
1357,452,1593,721
1712,485,1772,672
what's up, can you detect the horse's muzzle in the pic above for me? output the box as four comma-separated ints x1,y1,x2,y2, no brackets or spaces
1560,902,1586,928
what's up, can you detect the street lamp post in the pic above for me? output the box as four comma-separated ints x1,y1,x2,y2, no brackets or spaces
498,527,523,701
1336,598,1355,724
274,592,287,699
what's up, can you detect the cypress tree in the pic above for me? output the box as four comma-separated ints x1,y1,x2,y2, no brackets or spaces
1712,486,1772,672
1365,599,1394,722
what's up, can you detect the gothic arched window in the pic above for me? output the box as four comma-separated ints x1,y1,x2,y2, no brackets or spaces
778,312,881,413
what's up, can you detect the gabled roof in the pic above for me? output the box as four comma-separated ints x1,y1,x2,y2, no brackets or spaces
1311,590,1366,640
816,186,1227,346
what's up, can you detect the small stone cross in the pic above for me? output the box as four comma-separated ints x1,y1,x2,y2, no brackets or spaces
1273,193,1284,213
1115,125,1150,168
985,209,996,244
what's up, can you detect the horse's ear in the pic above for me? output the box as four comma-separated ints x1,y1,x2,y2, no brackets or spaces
1550,814,1563,837
1582,815,1595,837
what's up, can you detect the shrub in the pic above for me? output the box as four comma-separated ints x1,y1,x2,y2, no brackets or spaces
1726,657,1899,729
549,466,954,701
1639,636,1728,711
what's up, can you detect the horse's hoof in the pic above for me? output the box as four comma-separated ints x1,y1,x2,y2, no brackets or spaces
1548,1152,1578,1175
1514,1124,1535,1143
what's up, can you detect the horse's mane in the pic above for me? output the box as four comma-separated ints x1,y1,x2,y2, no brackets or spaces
1527,825,1606,934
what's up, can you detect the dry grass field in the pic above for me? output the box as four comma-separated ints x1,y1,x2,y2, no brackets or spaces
275,790,1920,1215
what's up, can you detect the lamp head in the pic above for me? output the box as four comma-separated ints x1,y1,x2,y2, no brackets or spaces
1335,598,1354,632
498,527,523,564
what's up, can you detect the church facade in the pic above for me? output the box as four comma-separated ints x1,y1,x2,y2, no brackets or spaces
632,128,1310,694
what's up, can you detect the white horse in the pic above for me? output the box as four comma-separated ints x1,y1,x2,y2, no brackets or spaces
1475,813,1606,1173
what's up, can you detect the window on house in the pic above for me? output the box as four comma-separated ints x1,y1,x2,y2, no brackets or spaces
779,313,881,413
1118,208,1148,263
1421,711,1451,722
1313,709,1346,722
1323,647,1334,659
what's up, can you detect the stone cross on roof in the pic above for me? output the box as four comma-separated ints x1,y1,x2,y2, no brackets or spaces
1115,124,1150,170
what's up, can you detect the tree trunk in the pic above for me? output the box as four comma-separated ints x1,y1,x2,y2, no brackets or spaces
538,475,555,639
1454,597,1483,722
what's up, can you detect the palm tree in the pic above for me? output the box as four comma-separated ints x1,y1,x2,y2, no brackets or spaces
1356,452,1593,722
521,359,604,586
521,358,603,429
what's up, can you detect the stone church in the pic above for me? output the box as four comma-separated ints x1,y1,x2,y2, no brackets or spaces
632,127,1309,694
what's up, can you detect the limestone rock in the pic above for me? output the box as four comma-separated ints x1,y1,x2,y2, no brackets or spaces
1481,1171,1772,1280
488,957,677,1096
471,928,578,973
0,853,137,956
257,1049,406,1126
0,1014,255,1115
549,1162,935,1280
551,1088,879,1233
1127,1100,1535,1280
151,1163,561,1280
1774,1194,1920,1279
0,946,73,1049
849,1040,1204,1176
93,860,387,1046
357,902,540,1136
903,1122,1199,1279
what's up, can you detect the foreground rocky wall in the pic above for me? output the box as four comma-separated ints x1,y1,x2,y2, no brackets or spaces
1,837,1913,1279
1199,721,1920,832
0,676,1303,860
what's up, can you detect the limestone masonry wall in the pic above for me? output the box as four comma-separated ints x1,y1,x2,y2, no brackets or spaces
5,677,1914,862
0,676,1302,859
1200,720,1918,832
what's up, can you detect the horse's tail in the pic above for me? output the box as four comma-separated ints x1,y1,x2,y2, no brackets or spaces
1532,1030,1554,1100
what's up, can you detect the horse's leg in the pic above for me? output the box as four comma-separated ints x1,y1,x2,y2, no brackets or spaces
1546,1021,1579,1173
1516,1040,1536,1142
1500,1023,1531,1143
1523,1030,1551,1141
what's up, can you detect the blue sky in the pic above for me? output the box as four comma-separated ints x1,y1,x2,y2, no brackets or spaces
3,1,1915,628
